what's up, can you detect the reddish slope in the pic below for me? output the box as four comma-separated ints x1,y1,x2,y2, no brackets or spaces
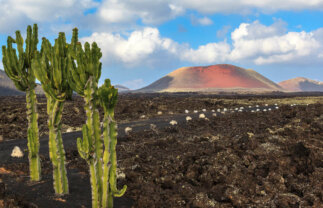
278,77,323,92
139,64,282,92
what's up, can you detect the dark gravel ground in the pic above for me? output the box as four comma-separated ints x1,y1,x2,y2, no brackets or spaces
0,93,322,207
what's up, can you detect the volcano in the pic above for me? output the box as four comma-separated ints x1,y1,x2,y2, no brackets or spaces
278,77,323,92
138,64,282,92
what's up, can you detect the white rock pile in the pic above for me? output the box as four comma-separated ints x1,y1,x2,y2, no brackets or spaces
11,146,24,158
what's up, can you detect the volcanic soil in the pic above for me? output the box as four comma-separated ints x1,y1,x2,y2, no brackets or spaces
0,93,322,207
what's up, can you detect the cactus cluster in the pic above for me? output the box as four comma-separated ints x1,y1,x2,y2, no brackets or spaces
2,24,41,181
2,24,126,207
68,28,126,208
32,33,72,194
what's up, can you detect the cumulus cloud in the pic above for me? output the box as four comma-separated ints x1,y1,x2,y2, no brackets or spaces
0,0,98,33
80,27,183,67
80,21,323,68
229,21,321,64
98,0,184,24
181,42,231,64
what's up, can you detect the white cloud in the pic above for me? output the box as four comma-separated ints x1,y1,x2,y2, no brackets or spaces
180,42,231,64
73,20,323,71
229,21,321,64
98,0,184,24
176,0,323,14
191,15,213,26
80,27,182,67
0,0,98,33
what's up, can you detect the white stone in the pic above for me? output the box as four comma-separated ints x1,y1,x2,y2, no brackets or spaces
256,105,259,107
169,120,177,125
211,109,215,112
217,109,221,112
235,108,238,111
240,107,244,109
194,110,198,113
66,127,74,133
202,109,206,112
125,127,132,134
140,115,146,119
157,111,163,115
263,109,267,112
256,109,260,112
275,106,279,109
265,104,268,106
185,110,189,114
275,103,278,106
186,116,192,121
199,113,206,119
11,146,24,158
116,168,126,180
251,110,255,112
223,108,227,112
268,108,271,111
212,113,217,117
249,106,252,108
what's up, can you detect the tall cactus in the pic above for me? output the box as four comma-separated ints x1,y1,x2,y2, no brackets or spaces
2,24,41,181
68,28,126,208
98,79,127,208
32,33,72,194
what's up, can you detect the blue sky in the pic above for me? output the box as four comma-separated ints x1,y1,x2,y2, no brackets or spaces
1,0,323,89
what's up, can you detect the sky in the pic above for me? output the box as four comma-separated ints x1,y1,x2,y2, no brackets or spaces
0,0,323,89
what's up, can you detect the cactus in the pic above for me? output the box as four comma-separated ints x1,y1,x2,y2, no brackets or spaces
32,33,72,195
68,28,126,208
2,24,41,181
98,79,127,208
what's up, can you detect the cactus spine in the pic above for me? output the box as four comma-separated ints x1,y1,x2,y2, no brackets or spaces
68,28,126,208
32,33,71,194
2,24,41,181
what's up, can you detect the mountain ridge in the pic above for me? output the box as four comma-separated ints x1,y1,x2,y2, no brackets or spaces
278,77,323,92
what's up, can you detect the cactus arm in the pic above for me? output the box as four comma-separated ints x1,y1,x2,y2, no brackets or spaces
102,113,111,208
84,77,103,202
53,100,69,194
108,116,127,197
77,124,91,160
26,89,41,181
90,160,100,208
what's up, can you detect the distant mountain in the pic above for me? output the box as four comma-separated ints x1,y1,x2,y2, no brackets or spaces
137,64,282,92
0,69,44,96
115,84,130,92
278,77,323,92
